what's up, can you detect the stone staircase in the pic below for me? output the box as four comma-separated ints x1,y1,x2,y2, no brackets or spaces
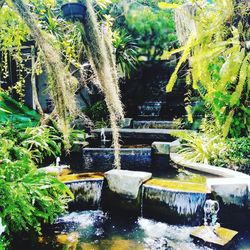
131,97,185,129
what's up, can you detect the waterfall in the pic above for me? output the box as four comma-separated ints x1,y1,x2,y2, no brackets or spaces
143,185,207,224
66,179,104,208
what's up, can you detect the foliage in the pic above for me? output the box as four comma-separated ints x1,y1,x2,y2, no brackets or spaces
160,0,250,138
125,1,177,61
172,118,250,173
0,92,40,128
69,128,86,144
0,123,61,164
100,0,177,62
212,137,250,173
0,2,31,100
112,30,139,77
171,130,227,164
19,126,61,164
84,100,110,128
0,123,73,248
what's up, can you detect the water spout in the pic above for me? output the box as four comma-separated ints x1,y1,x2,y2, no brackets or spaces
100,128,106,142
56,157,60,168
204,199,220,227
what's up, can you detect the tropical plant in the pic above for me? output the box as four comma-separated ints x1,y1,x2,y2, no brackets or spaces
212,136,250,173
101,0,177,62
84,100,110,128
160,0,250,138
0,160,73,248
126,1,177,61
19,125,61,164
171,130,228,164
113,30,139,77
0,0,124,153
0,123,73,248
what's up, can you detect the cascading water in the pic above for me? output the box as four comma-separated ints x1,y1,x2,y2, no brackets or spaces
138,101,163,118
66,179,104,209
143,185,207,224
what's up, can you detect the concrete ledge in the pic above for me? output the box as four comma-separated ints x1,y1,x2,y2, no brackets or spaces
92,128,186,142
169,139,181,153
170,153,249,178
120,118,133,128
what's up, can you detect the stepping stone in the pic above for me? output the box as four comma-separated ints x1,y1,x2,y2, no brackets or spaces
104,170,152,199
191,226,238,247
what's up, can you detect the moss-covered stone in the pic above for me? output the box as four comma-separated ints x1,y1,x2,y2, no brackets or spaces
144,178,209,193
191,226,238,247
58,172,104,182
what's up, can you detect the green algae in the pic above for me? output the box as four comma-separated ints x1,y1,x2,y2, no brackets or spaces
144,178,209,193
191,226,238,246
59,172,104,182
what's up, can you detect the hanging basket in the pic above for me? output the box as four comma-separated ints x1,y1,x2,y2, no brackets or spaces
61,3,86,21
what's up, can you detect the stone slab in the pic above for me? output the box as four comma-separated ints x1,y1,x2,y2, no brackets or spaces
104,169,152,199
169,139,181,153
170,153,249,178
152,141,170,155
92,128,187,141
132,120,179,129
191,226,238,247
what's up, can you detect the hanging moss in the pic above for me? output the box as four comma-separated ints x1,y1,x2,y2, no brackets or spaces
11,0,79,146
80,0,124,168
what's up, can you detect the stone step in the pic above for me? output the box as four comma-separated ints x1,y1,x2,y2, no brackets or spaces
91,128,185,143
133,120,180,129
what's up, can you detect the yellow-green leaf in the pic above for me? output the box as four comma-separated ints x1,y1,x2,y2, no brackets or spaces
158,2,180,9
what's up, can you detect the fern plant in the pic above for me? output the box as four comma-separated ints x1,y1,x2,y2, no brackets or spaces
0,123,73,248
160,0,250,137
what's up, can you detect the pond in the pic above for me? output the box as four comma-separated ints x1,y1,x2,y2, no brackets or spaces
24,210,250,250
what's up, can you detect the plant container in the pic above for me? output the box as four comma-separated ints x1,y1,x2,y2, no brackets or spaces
61,2,86,21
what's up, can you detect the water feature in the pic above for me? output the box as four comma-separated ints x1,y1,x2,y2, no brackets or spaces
21,209,250,250
82,147,152,171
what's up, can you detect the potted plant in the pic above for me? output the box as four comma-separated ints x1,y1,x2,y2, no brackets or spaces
61,1,86,21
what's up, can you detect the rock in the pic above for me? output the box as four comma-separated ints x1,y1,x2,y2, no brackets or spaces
104,169,152,199
152,141,170,155
191,226,238,247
